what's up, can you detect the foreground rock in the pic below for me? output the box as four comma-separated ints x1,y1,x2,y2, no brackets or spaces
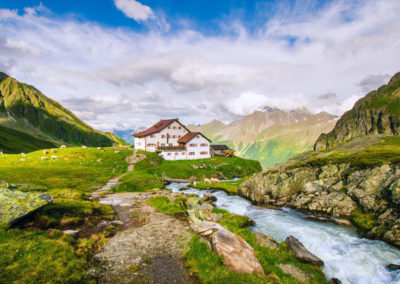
211,228,265,275
187,198,264,276
286,236,324,266
0,188,52,225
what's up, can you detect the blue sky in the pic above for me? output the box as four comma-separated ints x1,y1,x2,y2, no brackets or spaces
0,0,399,130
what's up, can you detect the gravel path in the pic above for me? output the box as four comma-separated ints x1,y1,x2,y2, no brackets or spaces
95,192,197,284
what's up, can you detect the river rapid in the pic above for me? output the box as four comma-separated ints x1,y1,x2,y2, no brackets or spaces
167,182,400,284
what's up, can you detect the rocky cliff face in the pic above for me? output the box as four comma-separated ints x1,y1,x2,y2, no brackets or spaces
238,158,400,247
315,72,400,150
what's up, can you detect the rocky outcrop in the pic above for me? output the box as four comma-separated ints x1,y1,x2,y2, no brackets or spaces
285,236,324,266
238,161,400,247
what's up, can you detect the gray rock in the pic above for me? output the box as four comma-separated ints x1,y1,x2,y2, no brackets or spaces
203,193,217,202
329,278,342,284
286,236,324,266
388,263,400,270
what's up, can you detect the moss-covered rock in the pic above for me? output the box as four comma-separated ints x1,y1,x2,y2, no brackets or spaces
0,188,52,225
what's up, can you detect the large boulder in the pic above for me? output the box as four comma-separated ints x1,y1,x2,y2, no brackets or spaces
211,228,265,275
0,188,53,225
286,236,324,266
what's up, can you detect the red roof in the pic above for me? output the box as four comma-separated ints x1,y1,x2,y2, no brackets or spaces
134,119,178,137
178,132,211,143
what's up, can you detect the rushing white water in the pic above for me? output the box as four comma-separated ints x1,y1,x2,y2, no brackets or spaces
167,182,400,284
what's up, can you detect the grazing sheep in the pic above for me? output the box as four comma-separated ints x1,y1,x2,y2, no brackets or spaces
210,178,220,184
20,153,26,156
204,178,212,184
97,158,102,164
82,145,87,149
20,158,26,162
60,145,67,149
51,149,58,153
114,151,120,154
43,150,48,155
193,181,197,187
41,157,48,160
96,147,102,150
51,155,59,160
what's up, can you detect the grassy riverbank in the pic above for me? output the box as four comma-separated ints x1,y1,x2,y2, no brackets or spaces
148,194,328,284
113,151,261,193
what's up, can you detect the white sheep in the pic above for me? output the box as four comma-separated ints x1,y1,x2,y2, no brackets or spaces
41,157,48,160
20,158,26,162
193,181,197,187
97,158,102,164
51,149,58,153
114,151,120,154
82,145,87,149
60,145,67,149
204,178,212,184
51,155,59,160
21,153,26,156
43,150,48,155
210,178,220,184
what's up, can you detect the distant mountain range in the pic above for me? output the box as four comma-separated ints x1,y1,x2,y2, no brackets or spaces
0,72,126,153
189,107,337,168
112,129,135,145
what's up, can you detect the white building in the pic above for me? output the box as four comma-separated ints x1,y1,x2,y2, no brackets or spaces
134,119,211,160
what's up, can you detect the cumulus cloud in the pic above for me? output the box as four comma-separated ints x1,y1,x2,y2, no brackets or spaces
0,0,399,130
113,0,154,22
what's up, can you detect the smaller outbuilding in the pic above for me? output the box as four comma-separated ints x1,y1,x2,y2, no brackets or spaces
210,145,234,157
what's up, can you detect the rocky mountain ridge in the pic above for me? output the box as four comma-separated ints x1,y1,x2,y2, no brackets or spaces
315,72,400,150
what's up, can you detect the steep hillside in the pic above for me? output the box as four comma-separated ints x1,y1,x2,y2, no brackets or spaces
0,72,126,152
190,108,337,168
315,72,400,150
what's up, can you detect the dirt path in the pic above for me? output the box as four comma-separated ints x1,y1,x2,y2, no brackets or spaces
95,192,197,284
91,151,146,198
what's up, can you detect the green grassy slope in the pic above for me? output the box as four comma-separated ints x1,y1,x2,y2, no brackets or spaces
0,72,127,153
0,125,57,153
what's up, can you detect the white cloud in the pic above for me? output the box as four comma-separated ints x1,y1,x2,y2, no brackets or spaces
113,0,154,22
0,0,399,130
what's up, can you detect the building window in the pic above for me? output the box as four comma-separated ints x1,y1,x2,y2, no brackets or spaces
200,151,209,155
178,135,181,138
137,142,141,146
188,152,195,156
189,143,198,147
167,153,171,156
150,134,155,138
173,126,176,129
168,126,171,129
161,135,165,138
182,152,185,155
197,135,200,139
169,143,173,146
200,143,208,147
147,143,155,147
178,127,181,130
173,135,176,138
175,152,178,155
